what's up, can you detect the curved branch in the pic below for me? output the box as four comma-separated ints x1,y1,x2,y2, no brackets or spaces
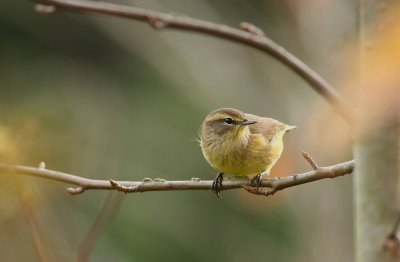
34,0,352,122
0,160,355,196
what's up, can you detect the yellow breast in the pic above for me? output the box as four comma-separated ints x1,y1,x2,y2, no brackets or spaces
201,128,286,176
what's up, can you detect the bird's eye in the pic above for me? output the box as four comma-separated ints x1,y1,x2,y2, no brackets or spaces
224,118,233,124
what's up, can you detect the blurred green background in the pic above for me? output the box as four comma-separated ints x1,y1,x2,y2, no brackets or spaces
0,0,355,261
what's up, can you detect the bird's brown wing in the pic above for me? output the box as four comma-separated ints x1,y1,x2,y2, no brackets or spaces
244,113,285,141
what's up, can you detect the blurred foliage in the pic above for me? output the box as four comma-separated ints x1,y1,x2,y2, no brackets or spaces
0,0,356,261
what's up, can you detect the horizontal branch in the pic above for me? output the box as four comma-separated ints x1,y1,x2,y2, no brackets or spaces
0,160,355,196
34,0,352,122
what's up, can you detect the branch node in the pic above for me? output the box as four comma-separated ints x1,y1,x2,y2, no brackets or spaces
240,22,265,36
153,178,166,182
302,151,320,171
110,180,139,193
67,186,85,195
191,177,201,181
243,186,276,196
38,161,46,170
146,15,167,30
35,4,57,14
142,177,153,182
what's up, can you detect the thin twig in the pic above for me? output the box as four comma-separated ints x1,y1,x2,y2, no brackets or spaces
302,151,320,170
390,212,400,237
0,160,354,196
33,0,352,122
75,192,123,262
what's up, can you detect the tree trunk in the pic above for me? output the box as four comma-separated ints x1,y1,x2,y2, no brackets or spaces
354,1,400,261
355,119,399,262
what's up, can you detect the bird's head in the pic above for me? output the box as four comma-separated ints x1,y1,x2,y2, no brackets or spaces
201,108,257,140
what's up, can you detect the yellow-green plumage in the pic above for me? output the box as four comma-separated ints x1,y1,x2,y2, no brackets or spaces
200,108,295,177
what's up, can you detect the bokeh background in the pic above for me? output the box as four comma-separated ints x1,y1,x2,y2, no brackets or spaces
0,1,356,261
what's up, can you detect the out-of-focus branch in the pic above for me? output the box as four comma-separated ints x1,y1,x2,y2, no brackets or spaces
33,0,352,122
0,159,354,196
382,212,400,260
14,177,53,262
3,121,53,262
75,192,123,262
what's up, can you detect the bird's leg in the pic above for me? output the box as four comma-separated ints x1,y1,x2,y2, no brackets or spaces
211,172,224,198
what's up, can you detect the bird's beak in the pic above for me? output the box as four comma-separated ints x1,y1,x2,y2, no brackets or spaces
237,119,257,126
285,125,297,131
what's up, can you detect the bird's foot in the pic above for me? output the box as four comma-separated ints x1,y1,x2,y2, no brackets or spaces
211,172,224,198
250,173,263,190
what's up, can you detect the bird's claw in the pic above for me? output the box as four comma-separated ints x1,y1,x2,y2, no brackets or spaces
250,173,263,190
211,172,224,198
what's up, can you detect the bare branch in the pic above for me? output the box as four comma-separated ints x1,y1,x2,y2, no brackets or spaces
0,160,354,196
33,0,352,122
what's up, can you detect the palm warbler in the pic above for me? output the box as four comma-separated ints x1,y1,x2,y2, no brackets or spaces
200,108,295,197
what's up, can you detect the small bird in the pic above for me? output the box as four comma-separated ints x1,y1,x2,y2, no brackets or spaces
200,108,296,197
